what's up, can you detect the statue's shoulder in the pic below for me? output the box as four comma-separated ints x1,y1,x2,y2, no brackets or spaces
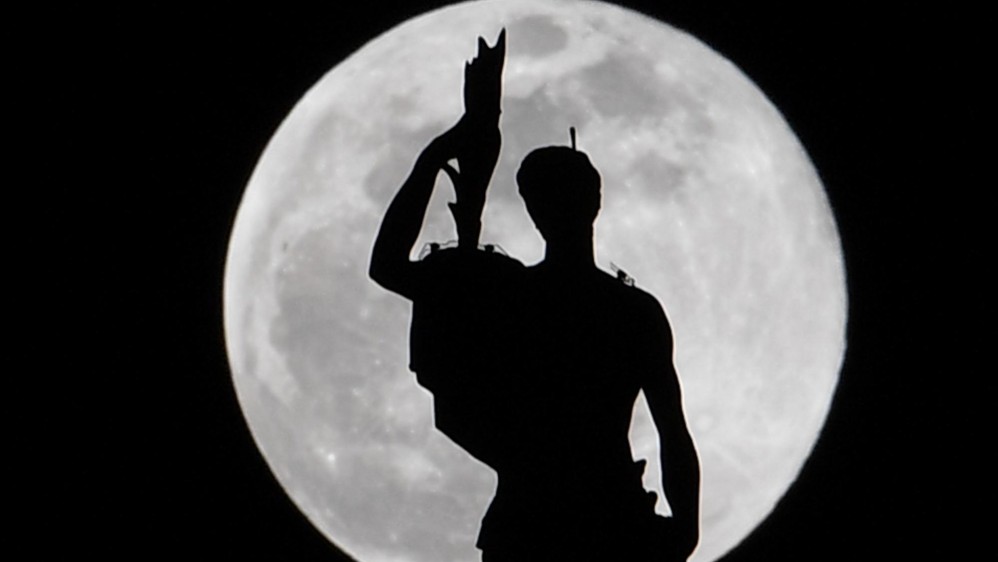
597,264,670,327
597,263,649,302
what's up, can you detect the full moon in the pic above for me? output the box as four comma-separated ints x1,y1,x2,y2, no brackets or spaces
223,1,846,561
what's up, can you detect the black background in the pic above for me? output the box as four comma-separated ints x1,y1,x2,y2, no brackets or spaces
61,1,980,559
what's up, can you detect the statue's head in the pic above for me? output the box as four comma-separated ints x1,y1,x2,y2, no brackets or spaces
516,145,602,242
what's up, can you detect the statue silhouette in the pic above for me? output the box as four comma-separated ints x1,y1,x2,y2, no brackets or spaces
370,31,700,562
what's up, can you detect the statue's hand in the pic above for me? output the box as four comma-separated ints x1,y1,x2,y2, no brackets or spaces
420,118,465,170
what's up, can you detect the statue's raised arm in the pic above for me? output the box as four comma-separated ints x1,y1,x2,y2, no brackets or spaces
369,30,505,298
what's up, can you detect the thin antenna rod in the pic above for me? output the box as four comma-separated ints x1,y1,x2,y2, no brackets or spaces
570,127,577,150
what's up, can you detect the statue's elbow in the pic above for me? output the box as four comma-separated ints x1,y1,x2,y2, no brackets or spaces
369,259,407,296
369,259,390,288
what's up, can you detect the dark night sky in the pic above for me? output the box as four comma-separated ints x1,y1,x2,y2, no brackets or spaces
59,2,980,559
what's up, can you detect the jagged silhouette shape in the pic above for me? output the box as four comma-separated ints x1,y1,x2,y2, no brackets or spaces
370,30,700,562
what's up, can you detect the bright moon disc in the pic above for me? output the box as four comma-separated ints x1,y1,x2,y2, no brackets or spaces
223,1,847,561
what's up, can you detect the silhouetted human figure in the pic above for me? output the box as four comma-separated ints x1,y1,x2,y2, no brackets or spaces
370,31,700,562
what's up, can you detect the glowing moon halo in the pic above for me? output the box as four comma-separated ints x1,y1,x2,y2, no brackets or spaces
223,2,847,562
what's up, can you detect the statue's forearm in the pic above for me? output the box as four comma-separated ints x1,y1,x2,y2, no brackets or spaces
661,430,701,532
370,153,440,292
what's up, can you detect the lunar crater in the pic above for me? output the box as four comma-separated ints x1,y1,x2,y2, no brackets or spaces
508,14,568,57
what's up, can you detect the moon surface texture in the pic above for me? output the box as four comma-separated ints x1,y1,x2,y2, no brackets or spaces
224,1,847,561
